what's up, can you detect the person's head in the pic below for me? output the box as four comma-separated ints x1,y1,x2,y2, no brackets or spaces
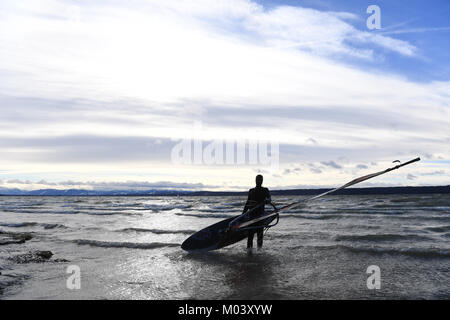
255,174,263,187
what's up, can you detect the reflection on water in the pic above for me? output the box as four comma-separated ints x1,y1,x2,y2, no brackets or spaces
183,250,283,299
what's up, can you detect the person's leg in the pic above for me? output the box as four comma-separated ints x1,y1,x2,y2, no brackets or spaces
256,228,263,248
247,230,255,248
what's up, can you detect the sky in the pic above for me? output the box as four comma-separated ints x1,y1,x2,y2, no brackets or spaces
0,0,449,191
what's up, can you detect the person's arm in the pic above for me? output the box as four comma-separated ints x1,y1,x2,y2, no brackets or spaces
265,188,272,204
242,189,252,213
265,188,278,211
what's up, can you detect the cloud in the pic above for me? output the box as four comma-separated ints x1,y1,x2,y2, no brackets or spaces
283,167,301,175
0,135,175,163
420,170,445,176
356,164,368,169
243,5,416,58
253,169,270,174
380,27,450,35
273,181,403,189
320,161,342,169
0,0,449,189
407,173,417,180
306,138,318,145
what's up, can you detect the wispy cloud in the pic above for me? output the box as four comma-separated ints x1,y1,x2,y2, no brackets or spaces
243,5,416,58
380,26,450,35
320,161,342,169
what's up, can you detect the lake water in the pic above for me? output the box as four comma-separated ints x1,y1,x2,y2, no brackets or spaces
1,194,449,299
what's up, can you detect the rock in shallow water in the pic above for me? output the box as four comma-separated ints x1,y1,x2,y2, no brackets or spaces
35,251,53,260
9,251,54,264
0,230,33,245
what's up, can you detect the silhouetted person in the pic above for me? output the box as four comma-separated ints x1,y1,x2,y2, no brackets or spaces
242,174,271,249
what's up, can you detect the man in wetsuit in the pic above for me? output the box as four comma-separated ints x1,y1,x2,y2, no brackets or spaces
242,174,271,249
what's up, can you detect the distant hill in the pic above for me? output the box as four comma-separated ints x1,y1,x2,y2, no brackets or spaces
0,187,191,196
0,185,448,196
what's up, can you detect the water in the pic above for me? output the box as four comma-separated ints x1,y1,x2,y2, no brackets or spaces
0,194,449,299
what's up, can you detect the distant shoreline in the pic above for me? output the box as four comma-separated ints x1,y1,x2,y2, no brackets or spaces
0,185,448,196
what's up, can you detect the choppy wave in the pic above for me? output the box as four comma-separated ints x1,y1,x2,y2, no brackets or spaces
222,202,243,207
289,244,450,258
0,222,66,229
425,225,450,233
117,228,195,235
73,239,180,249
335,208,406,215
335,234,432,242
281,213,450,222
175,212,233,219
0,272,29,295
282,214,340,220
111,202,143,207
144,203,192,211
0,209,81,215
0,209,142,216
343,245,450,258
390,196,433,203
0,230,33,246
0,222,39,228
61,205,148,211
